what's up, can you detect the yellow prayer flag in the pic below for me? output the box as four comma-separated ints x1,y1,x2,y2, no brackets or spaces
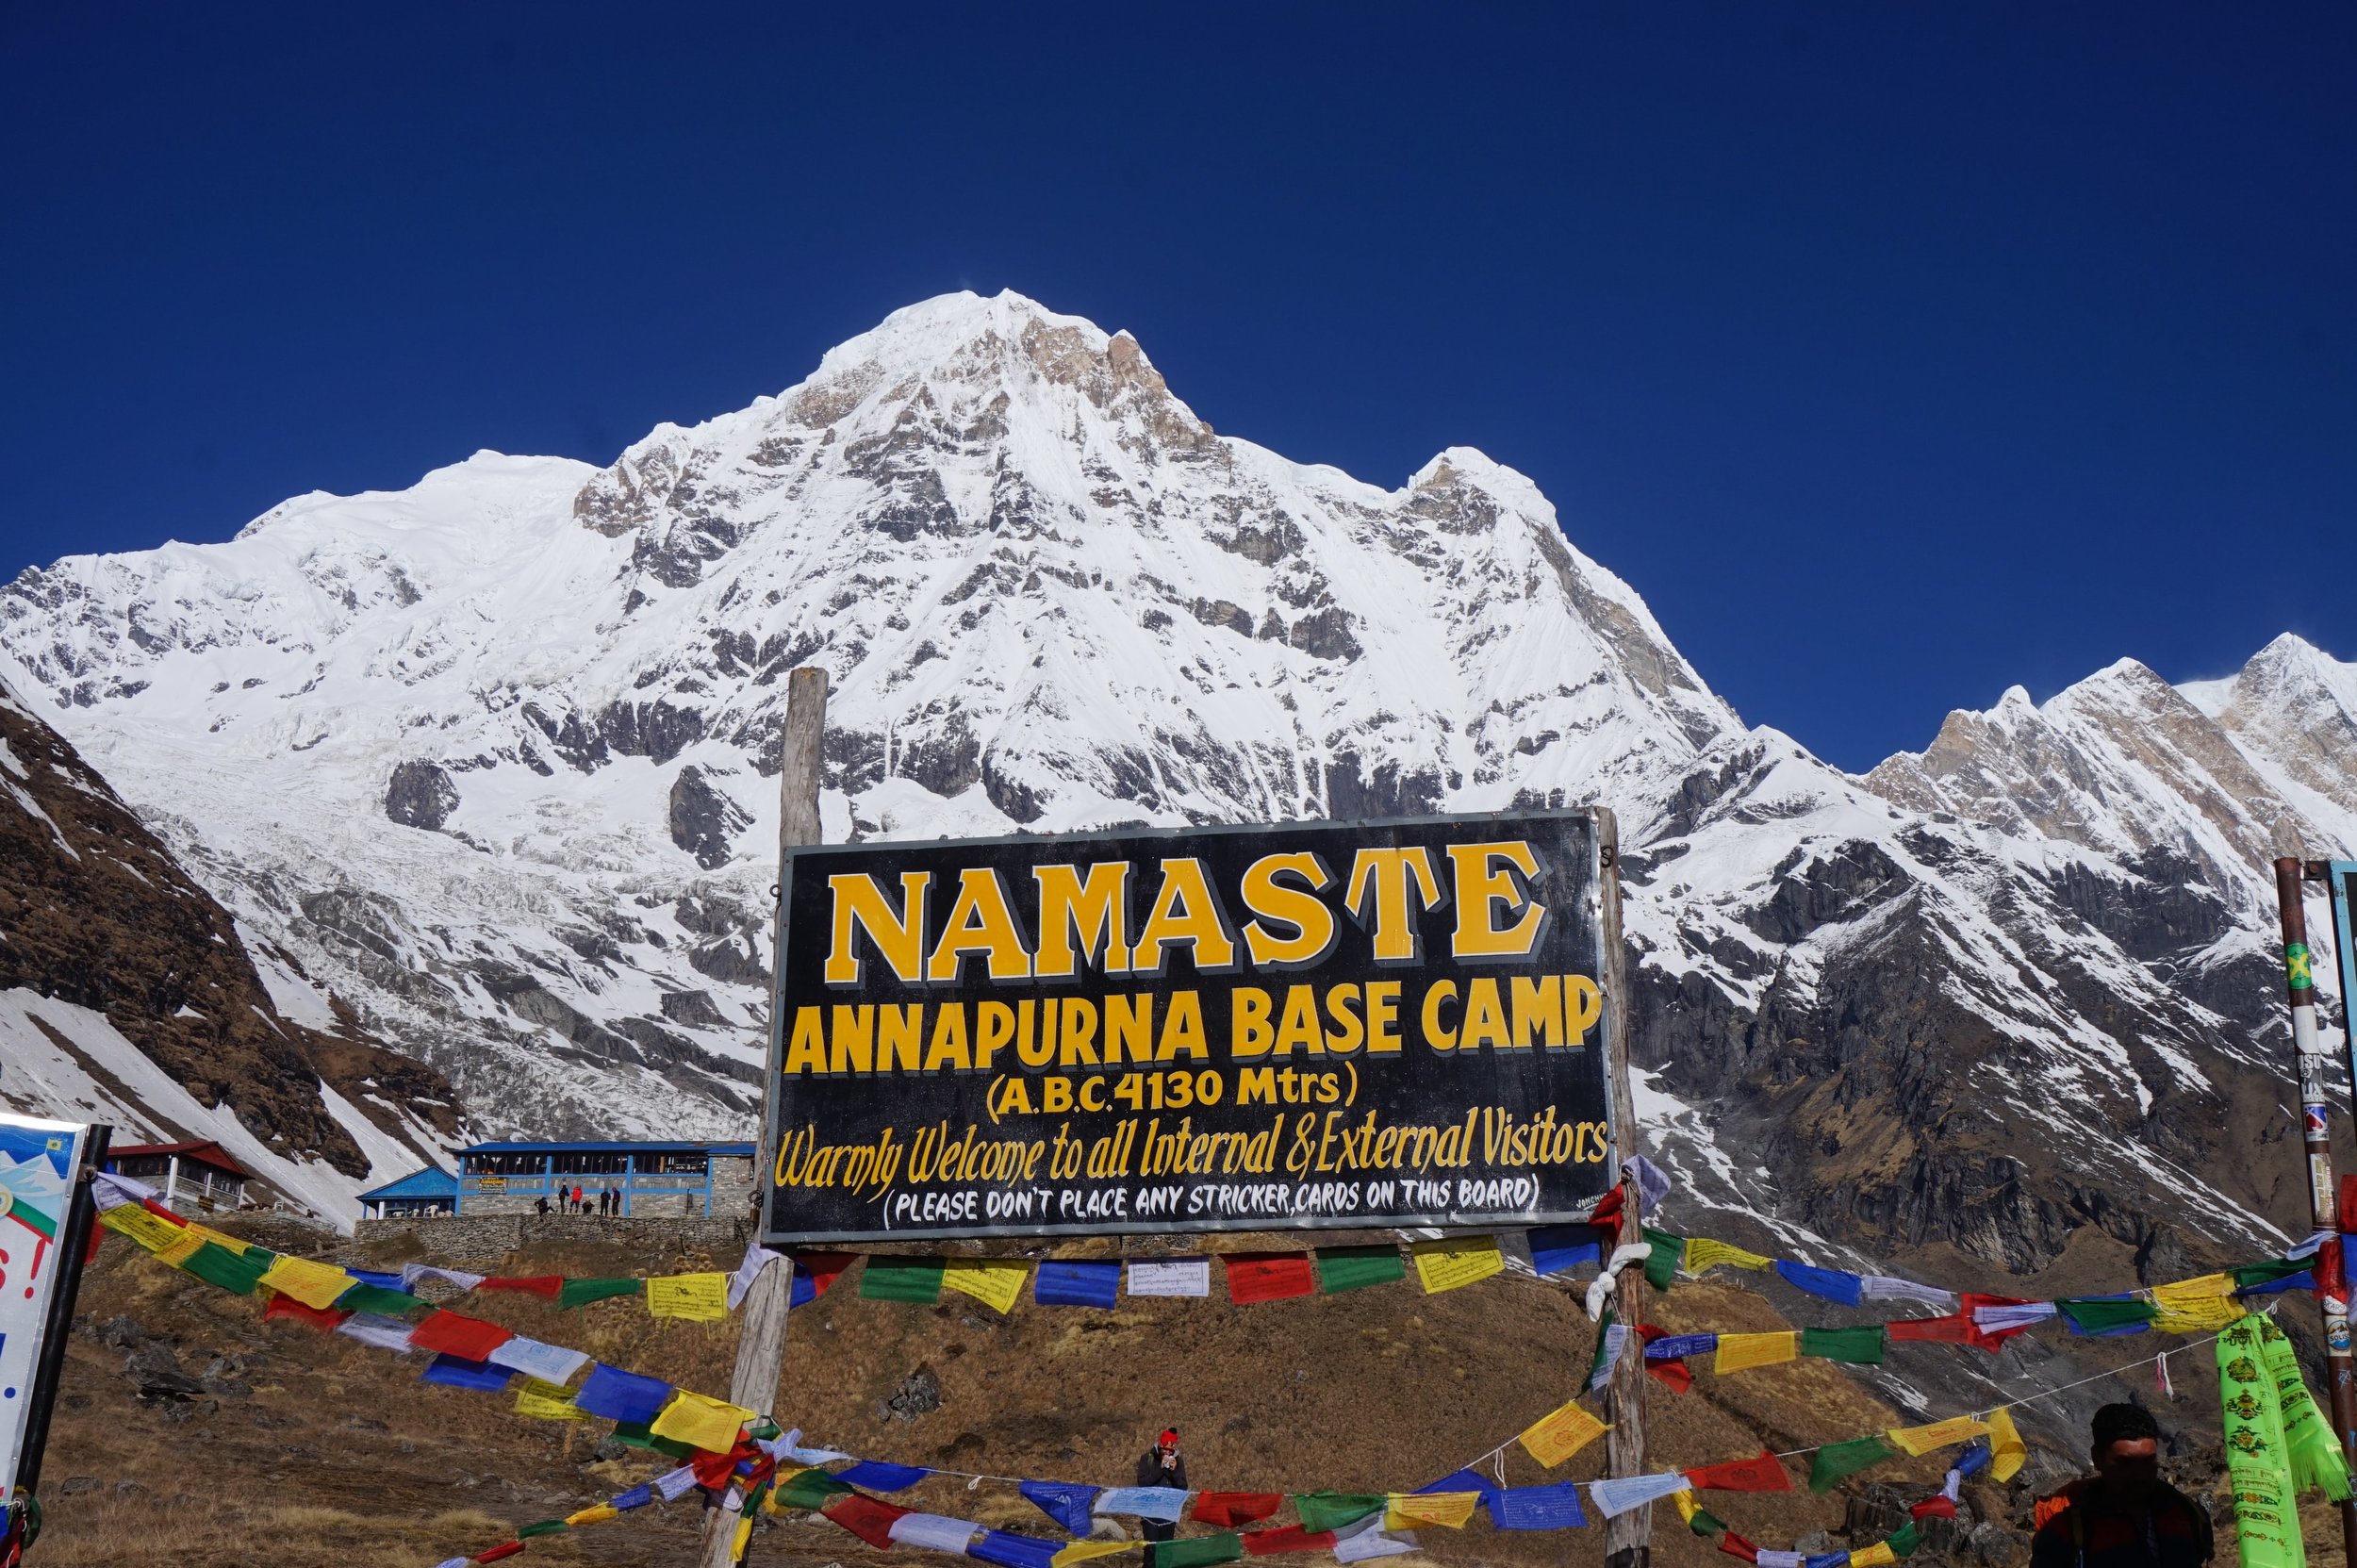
154,1229,207,1268
99,1204,185,1253
1986,1406,2027,1483
567,1504,618,1526
2156,1271,2234,1299
1713,1331,1799,1376
2151,1281,2244,1334
256,1254,354,1311
645,1272,732,1322
1852,1543,1896,1567
1385,1492,1480,1530
516,1378,585,1421
1683,1238,1773,1276
186,1223,251,1255
1053,1543,1145,1568
1517,1398,1610,1467
1886,1415,1989,1457
942,1259,1032,1314
648,1389,754,1454
732,1514,754,1558
1672,1491,1701,1527
1410,1236,1506,1294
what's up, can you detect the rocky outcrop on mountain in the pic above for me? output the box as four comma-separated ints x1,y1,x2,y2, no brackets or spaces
0,667,460,1212
0,293,2347,1307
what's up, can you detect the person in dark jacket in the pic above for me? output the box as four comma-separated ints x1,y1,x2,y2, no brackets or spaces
2030,1404,2213,1568
1137,1429,1186,1564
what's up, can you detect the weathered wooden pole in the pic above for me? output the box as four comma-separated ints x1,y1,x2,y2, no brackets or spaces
701,666,827,1568
2274,856,2357,1567
1595,809,1650,1568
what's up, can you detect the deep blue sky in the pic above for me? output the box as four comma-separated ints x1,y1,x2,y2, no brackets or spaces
4,7,2349,770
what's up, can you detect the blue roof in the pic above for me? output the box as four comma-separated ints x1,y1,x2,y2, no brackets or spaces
459,1140,757,1156
358,1164,459,1201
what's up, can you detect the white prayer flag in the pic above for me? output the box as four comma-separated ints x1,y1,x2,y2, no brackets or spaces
401,1263,488,1292
1333,1529,1417,1562
91,1172,156,1211
730,1244,783,1310
1589,1472,1689,1517
654,1465,701,1501
1094,1487,1190,1521
889,1513,985,1553
1757,1553,1806,1568
336,1313,419,1353
1127,1259,1211,1297
1859,1275,1956,1310
486,1335,591,1386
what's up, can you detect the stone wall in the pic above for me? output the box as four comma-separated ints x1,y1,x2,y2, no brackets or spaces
349,1211,759,1270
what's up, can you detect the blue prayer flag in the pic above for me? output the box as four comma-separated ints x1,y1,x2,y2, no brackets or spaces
1488,1483,1588,1530
1021,1481,1100,1537
1953,1444,1991,1478
1528,1227,1602,1278
1035,1260,1122,1309
1416,1470,1495,1497
835,1461,931,1493
347,1268,407,1291
2239,1270,2316,1297
420,1354,514,1392
1095,1487,1188,1522
1644,1333,1717,1361
574,1362,674,1427
972,1531,1063,1568
1774,1261,1863,1307
613,1484,652,1510
1805,1554,1851,1568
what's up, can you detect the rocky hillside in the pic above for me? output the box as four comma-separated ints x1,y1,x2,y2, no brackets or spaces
0,665,461,1219
0,290,2349,1295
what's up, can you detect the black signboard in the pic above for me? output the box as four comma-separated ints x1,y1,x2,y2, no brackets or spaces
760,810,1620,1243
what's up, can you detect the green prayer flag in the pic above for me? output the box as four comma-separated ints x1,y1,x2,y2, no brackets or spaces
743,1479,772,1517
1808,1434,1898,1494
1292,1494,1385,1532
557,1277,644,1309
1585,1305,1618,1389
2262,1316,2352,1502
2058,1296,2158,1335
180,1242,273,1296
859,1256,948,1303
1887,1522,1921,1560
334,1282,427,1315
517,1520,569,1539
2233,1257,2312,1290
2218,1317,2300,1568
1642,1228,1683,1292
1800,1325,1887,1365
1689,1508,1728,1538
775,1467,855,1510
1313,1245,1405,1294
1158,1535,1244,1568
611,1421,698,1460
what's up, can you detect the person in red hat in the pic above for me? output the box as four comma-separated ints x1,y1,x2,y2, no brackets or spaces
1136,1428,1187,1563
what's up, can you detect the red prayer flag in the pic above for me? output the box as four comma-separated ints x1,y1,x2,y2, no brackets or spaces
406,1309,516,1362
823,1493,912,1547
2339,1176,2357,1234
1195,1494,1286,1527
1243,1527,1338,1557
141,1197,187,1226
478,1275,565,1299
1961,1294,2035,1352
792,1250,858,1299
2318,1238,2349,1298
1887,1314,1974,1344
1911,1496,1957,1521
263,1293,352,1331
1684,1451,1791,1494
84,1223,105,1265
691,1448,745,1491
1720,1532,1760,1562
1224,1253,1315,1304
474,1543,525,1563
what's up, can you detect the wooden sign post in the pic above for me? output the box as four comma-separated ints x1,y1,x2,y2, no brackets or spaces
1596,809,1651,1568
701,666,827,1568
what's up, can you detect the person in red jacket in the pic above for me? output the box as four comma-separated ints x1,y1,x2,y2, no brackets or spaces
2031,1404,2213,1568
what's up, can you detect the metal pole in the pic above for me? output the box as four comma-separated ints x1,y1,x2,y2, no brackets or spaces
14,1124,111,1505
701,668,828,1568
1596,810,1650,1568
2275,856,2357,1563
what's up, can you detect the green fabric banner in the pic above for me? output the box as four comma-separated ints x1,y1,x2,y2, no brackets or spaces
1800,1325,1887,1365
1642,1229,1683,1292
2232,1257,2311,1290
1158,1534,1245,1568
1292,1494,1385,1532
2057,1296,2157,1335
1808,1434,1898,1495
517,1520,568,1539
776,1467,854,1510
1688,1506,1728,1538
333,1281,426,1316
2261,1316,2352,1503
557,1277,644,1309
1887,1521,1922,1559
2218,1316,2301,1568
181,1242,273,1296
859,1256,948,1303
1313,1246,1405,1294
610,1421,697,1460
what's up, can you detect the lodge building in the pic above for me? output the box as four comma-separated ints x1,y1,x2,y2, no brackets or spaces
105,1141,252,1213
360,1139,756,1220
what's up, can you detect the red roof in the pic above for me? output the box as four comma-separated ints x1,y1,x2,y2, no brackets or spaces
107,1141,250,1178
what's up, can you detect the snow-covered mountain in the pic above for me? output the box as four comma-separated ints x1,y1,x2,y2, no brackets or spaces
1,290,2348,1289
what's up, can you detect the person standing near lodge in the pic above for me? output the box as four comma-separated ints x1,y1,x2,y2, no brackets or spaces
2030,1404,2213,1568
1137,1429,1185,1564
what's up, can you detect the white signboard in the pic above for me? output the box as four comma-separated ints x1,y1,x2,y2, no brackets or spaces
0,1112,93,1505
